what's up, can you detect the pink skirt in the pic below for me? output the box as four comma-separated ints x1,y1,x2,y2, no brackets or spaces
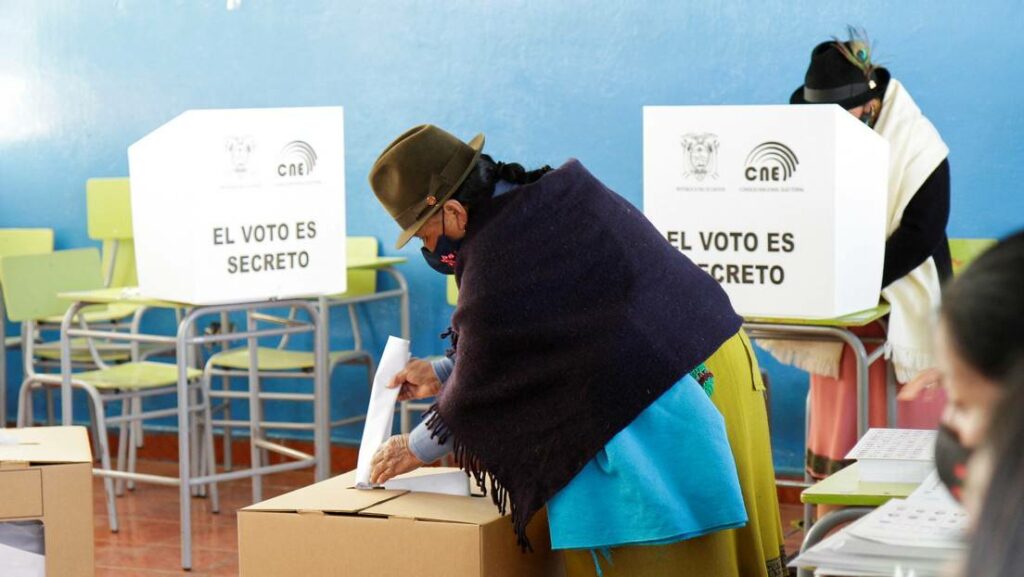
806,321,947,478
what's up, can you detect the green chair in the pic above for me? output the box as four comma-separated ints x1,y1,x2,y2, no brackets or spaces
400,275,459,434
80,177,178,454
949,237,996,276
0,248,215,533
0,228,54,426
204,237,379,469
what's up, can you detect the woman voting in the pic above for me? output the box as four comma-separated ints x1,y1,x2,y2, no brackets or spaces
366,125,786,576
764,29,953,479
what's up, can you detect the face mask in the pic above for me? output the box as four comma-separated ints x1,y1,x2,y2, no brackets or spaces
421,214,461,275
934,423,972,502
859,106,877,128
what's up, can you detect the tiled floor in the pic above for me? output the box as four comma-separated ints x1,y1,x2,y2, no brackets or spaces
90,455,807,575
92,461,313,576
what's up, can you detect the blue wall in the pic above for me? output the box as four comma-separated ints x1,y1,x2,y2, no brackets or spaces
2,1,1022,474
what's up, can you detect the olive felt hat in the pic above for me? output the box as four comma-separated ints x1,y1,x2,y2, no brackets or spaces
368,125,485,249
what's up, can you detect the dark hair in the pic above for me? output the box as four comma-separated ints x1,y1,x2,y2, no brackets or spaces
450,154,552,210
941,230,1024,385
962,366,1024,577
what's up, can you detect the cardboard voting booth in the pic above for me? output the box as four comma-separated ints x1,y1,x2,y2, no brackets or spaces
238,468,564,577
0,427,94,577
128,106,347,305
644,104,889,319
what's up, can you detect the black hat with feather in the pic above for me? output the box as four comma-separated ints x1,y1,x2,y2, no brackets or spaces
791,26,890,109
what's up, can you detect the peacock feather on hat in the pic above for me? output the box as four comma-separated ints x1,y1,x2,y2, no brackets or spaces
832,25,878,89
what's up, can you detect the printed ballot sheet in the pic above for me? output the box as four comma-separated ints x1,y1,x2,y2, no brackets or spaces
846,429,937,461
355,336,410,487
849,497,967,549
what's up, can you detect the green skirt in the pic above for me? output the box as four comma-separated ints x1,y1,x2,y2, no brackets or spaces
563,331,786,577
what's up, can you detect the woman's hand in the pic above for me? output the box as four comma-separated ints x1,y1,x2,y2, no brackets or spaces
899,367,943,401
370,434,424,485
388,358,442,401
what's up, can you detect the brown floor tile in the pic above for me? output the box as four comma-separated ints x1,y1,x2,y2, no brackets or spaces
90,456,314,574
780,503,807,561
94,543,236,571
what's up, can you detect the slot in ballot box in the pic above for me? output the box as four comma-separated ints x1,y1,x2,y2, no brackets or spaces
238,468,564,577
643,104,889,319
127,106,347,305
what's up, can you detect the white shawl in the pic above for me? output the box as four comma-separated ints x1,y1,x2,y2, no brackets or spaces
761,79,948,382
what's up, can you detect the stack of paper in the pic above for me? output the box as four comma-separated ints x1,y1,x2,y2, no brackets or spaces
846,429,937,484
790,473,966,576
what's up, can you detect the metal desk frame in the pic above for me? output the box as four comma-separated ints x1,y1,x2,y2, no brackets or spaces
794,462,919,577
57,257,410,570
743,304,894,537
59,295,326,570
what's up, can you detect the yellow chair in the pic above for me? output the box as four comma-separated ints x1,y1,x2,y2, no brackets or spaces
203,237,379,469
949,237,997,276
0,228,54,426
0,248,214,533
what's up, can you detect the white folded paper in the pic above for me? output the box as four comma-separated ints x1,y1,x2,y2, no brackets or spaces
355,336,410,488
383,469,470,497
0,542,45,577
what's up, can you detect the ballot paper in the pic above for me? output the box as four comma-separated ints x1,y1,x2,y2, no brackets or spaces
355,336,410,488
0,541,45,577
383,469,471,497
905,471,960,509
848,497,967,550
846,428,937,484
790,495,966,577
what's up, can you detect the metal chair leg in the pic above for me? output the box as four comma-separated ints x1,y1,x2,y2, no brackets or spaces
189,385,202,498
85,392,102,461
201,382,220,513
221,374,233,471
84,387,119,533
17,378,34,427
115,399,130,496
804,392,814,533
127,397,140,491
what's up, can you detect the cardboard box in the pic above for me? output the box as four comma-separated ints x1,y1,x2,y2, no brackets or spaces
0,427,94,577
127,106,347,305
238,468,564,577
644,104,889,319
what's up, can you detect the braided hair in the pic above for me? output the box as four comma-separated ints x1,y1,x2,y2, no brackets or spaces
451,154,552,210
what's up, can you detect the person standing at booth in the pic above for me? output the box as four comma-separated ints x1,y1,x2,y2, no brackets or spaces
763,28,952,478
366,125,786,576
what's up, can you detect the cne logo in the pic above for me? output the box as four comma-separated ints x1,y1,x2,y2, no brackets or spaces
744,142,799,182
277,141,318,178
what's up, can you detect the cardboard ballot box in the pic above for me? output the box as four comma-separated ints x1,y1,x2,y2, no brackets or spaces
238,468,564,577
644,104,889,319
0,427,94,577
128,106,347,305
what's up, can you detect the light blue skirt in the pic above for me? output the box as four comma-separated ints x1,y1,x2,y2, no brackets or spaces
547,374,747,550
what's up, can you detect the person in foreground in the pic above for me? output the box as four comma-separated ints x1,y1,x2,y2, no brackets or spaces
911,230,1024,576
